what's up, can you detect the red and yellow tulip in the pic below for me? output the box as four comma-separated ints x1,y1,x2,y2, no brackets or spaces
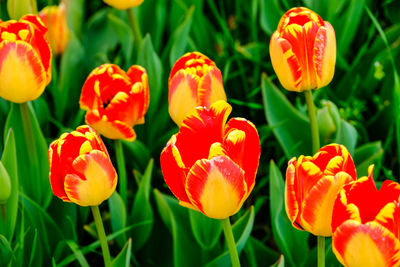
332,166,400,267
160,100,260,219
168,52,226,126
39,3,70,55
103,0,144,10
0,15,52,103
270,7,336,92
285,144,356,236
48,125,117,206
79,63,149,141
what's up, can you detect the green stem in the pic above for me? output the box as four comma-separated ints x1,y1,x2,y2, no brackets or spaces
114,140,127,204
126,8,143,50
91,206,111,267
317,236,325,267
220,217,241,267
304,90,320,154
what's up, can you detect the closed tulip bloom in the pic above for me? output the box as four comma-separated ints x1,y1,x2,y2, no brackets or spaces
80,64,149,141
285,144,356,236
160,100,260,219
103,0,143,10
168,52,226,126
270,7,336,92
332,166,400,267
0,15,52,103
48,125,117,206
39,3,70,55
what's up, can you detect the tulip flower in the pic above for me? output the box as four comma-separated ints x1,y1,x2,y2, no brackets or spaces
285,144,357,236
160,100,260,220
331,165,400,267
48,125,117,206
270,7,336,92
168,52,227,126
103,0,143,10
79,64,149,141
39,3,70,55
0,15,52,103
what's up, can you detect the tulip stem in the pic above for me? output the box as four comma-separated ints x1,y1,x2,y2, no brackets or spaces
317,236,325,267
305,90,320,154
91,206,111,267
126,8,143,51
114,140,127,204
221,217,241,267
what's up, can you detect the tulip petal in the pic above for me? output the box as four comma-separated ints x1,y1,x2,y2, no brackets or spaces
0,40,46,102
168,70,199,126
375,202,400,240
331,190,361,233
198,67,226,107
176,100,232,168
285,161,303,230
186,156,247,219
333,220,400,267
127,65,149,121
301,172,354,236
224,118,260,194
160,135,192,206
65,150,117,206
313,22,336,88
269,31,302,91
85,111,136,141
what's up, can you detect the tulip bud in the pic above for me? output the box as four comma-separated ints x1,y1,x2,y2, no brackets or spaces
270,7,336,92
103,0,144,10
317,100,340,143
0,162,11,205
39,3,70,55
7,0,37,20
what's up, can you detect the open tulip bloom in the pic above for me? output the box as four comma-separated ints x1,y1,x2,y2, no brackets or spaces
0,15,52,103
161,100,260,266
80,63,149,142
331,165,400,267
168,52,227,126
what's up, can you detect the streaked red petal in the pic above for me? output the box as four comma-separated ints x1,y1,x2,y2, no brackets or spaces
224,118,260,194
285,160,302,230
186,156,246,219
375,202,400,240
160,135,191,204
197,67,226,107
333,220,400,267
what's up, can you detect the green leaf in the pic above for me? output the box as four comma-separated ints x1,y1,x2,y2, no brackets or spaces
0,234,12,266
244,237,280,266
205,207,255,267
261,74,312,158
269,161,309,267
189,208,222,250
259,0,282,35
130,159,154,251
108,13,133,64
65,240,90,267
153,189,203,267
109,192,127,248
169,6,195,67
4,103,51,208
112,238,132,267
122,140,151,173
271,255,285,267
334,120,358,155
354,141,383,177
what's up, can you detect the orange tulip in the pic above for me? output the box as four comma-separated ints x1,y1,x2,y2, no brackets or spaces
285,144,356,236
168,52,226,126
48,125,117,206
79,63,149,141
103,0,143,10
0,15,52,103
270,7,336,92
39,3,70,55
332,166,400,267
160,100,260,219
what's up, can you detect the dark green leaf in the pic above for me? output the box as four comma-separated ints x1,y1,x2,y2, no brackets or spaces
112,238,132,267
109,192,127,248
189,208,222,250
